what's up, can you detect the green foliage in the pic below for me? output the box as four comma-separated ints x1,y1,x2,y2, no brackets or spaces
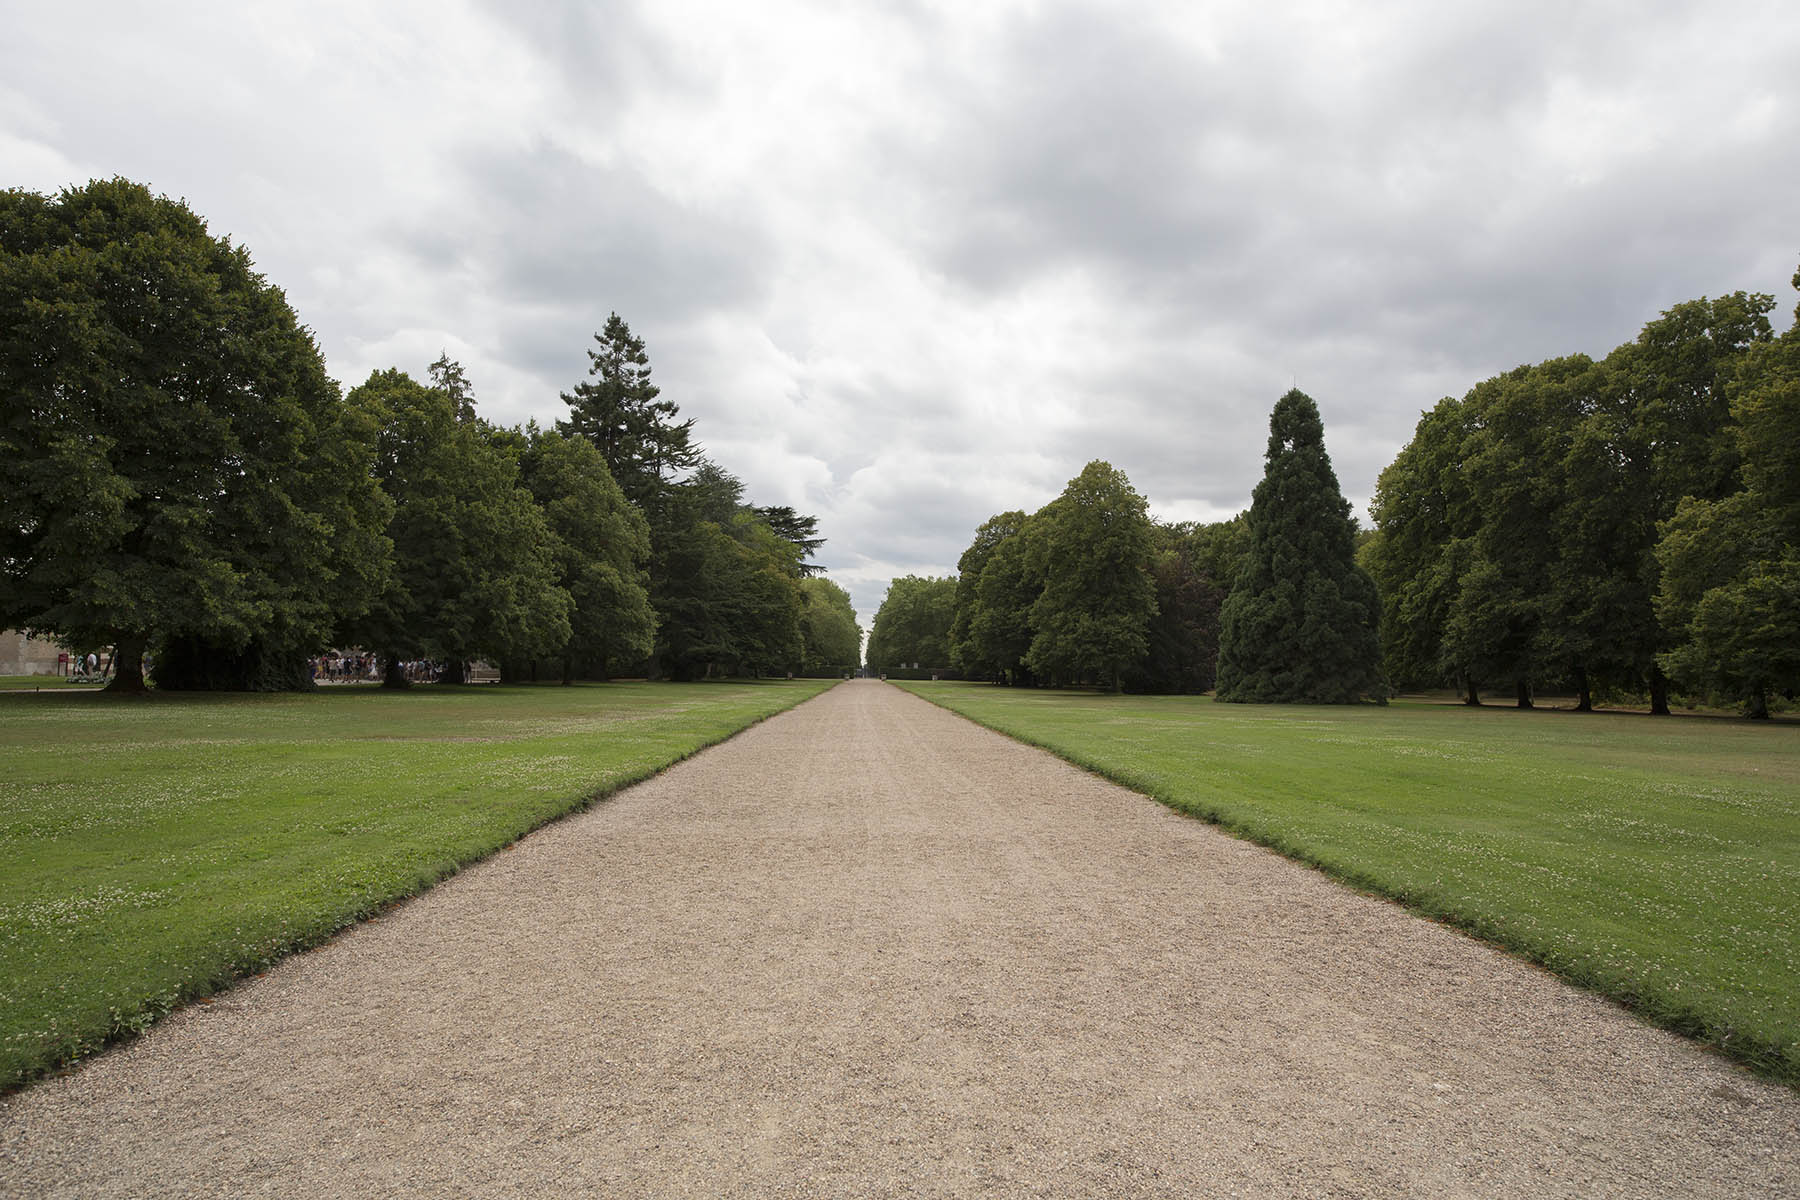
1655,327,1800,715
1364,395,1479,691
966,519,1040,684
756,506,826,576
651,464,806,680
799,577,861,672
866,575,957,673
1184,513,1250,599
949,511,1027,677
1024,460,1158,691
1217,390,1383,703
0,179,391,691
0,680,834,1091
519,427,656,679
345,368,570,676
556,313,697,512
900,681,1800,1084
1126,528,1222,694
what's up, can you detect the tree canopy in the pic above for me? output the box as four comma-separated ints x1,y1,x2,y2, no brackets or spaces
866,576,956,674
1024,460,1158,691
344,368,570,684
0,178,390,690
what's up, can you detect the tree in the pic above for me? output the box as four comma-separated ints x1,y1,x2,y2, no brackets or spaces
1447,360,1593,707
1216,390,1383,703
0,178,390,691
1186,514,1250,602
756,506,826,576
1364,395,1482,698
650,461,806,679
1655,319,1800,716
1024,461,1158,691
1126,524,1222,694
1571,293,1774,712
556,314,697,512
519,427,656,680
798,577,862,673
950,511,1028,678
345,368,570,685
866,576,957,674
966,519,1041,685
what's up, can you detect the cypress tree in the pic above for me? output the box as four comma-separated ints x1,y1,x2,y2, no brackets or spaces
1216,390,1384,703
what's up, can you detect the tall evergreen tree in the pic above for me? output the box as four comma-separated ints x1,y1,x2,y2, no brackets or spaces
556,314,697,511
1216,390,1383,703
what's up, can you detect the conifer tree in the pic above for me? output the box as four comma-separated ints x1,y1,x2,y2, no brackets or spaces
1216,390,1383,703
556,314,696,512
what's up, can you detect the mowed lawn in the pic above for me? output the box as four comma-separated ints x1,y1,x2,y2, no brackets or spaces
896,681,1800,1084
0,679,834,1092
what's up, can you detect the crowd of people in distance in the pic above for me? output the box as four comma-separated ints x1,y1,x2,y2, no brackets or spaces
313,653,442,684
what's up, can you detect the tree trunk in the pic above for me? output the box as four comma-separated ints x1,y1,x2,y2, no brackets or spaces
1574,664,1593,713
104,634,149,694
1515,678,1533,709
561,653,574,686
442,658,468,685
381,654,409,689
1463,679,1480,706
1650,667,1671,716
1748,686,1770,720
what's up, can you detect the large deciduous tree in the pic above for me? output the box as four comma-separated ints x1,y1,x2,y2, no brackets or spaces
1216,390,1383,703
950,510,1028,679
798,577,862,673
519,427,656,681
1655,320,1800,716
0,178,390,691
1024,461,1158,691
345,368,570,685
866,576,957,674
651,460,806,679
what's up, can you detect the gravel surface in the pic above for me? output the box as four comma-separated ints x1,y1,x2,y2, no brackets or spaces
3,679,1796,1197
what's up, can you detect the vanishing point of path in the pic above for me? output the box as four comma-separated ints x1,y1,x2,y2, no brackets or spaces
3,680,1795,1197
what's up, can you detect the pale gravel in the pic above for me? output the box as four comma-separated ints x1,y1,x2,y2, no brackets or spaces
2,679,1796,1198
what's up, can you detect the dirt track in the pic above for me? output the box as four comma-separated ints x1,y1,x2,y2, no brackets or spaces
3,679,1796,1197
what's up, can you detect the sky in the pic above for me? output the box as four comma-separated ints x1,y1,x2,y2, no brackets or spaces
7,1,1799,635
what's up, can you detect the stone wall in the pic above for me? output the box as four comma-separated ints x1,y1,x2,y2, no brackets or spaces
0,630,67,675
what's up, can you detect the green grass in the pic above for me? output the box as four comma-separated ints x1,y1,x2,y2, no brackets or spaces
895,681,1800,1084
0,675,96,691
0,679,833,1092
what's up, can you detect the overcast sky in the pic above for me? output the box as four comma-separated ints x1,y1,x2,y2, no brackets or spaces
8,1,1799,632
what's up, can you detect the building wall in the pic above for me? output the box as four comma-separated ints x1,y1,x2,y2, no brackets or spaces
0,630,67,675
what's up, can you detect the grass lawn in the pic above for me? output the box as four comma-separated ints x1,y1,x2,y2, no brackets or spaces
0,678,834,1092
895,681,1800,1084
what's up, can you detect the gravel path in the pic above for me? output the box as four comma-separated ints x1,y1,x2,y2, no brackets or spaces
3,679,1796,1197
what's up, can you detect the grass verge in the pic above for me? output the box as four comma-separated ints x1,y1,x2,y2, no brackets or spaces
894,681,1800,1084
0,679,833,1092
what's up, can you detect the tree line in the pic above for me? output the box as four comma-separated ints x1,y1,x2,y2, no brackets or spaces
870,390,1382,700
0,179,862,690
1362,278,1800,717
878,272,1797,718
